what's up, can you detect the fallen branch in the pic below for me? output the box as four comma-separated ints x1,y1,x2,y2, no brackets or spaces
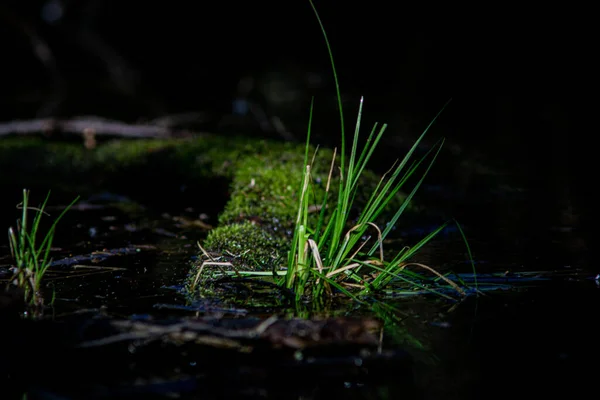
0,117,199,139
78,316,381,351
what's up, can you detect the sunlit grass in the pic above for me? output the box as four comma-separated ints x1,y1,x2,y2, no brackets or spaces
279,0,476,302
7,189,79,307
188,0,477,305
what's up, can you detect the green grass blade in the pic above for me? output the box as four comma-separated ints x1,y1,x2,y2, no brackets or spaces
309,269,365,303
303,98,315,169
29,191,52,253
308,0,348,264
37,195,80,262
408,99,452,158
18,190,29,264
8,227,18,262
453,219,477,291
347,97,364,187
355,260,456,300
368,139,445,255
351,123,388,193
308,0,345,171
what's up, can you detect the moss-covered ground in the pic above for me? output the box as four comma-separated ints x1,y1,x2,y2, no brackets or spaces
1,135,411,298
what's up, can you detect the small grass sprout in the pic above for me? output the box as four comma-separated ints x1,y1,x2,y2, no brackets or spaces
7,189,79,307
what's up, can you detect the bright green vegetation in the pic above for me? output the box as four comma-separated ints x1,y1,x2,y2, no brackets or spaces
278,1,472,302
0,136,413,290
188,1,476,304
185,139,413,293
6,189,78,307
0,3,476,309
281,98,455,302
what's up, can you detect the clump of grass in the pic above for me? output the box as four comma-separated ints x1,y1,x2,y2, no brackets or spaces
7,189,79,307
187,1,476,305
281,1,475,302
283,99,459,301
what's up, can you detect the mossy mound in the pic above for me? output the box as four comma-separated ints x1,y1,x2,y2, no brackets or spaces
185,141,414,298
0,135,414,299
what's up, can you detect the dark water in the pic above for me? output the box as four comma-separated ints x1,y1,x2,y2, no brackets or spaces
0,2,594,395
0,131,596,400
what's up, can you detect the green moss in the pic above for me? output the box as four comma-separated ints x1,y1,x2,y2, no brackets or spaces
203,221,287,270
219,146,335,228
1,135,417,299
184,143,338,297
185,140,419,299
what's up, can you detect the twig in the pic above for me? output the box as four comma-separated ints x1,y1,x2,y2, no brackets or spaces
0,117,198,138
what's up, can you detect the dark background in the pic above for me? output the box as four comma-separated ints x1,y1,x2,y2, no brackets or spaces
0,0,594,259
0,2,597,398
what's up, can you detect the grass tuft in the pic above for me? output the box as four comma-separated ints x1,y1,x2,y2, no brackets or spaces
279,1,474,302
6,189,78,307
188,1,477,306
